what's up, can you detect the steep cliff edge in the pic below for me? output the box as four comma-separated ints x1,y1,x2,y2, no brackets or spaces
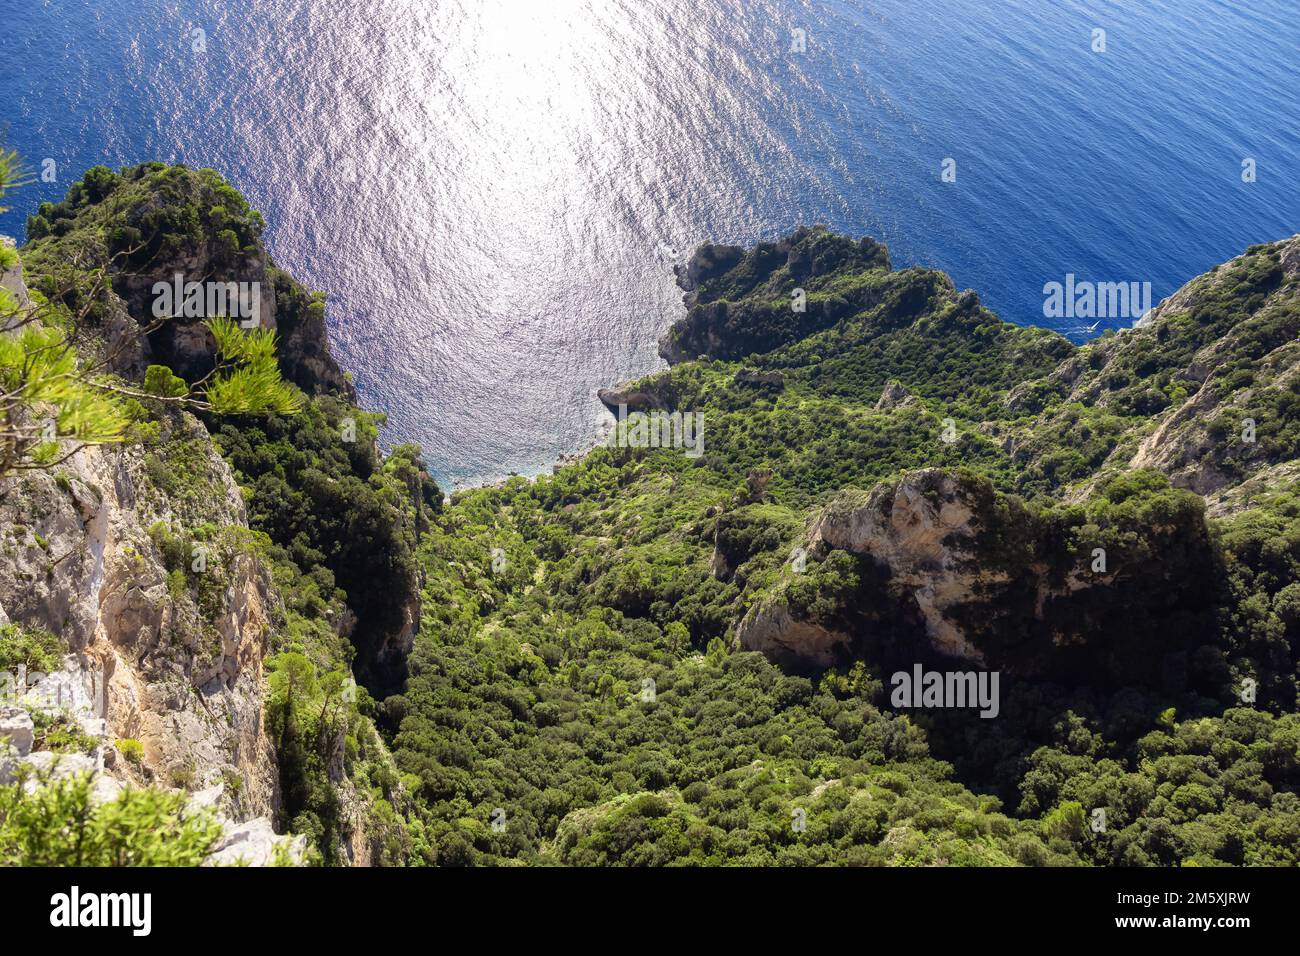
0,245,298,863
21,164,436,696
659,225,893,363
3,164,436,864
8,167,1299,867
0,415,279,811
738,468,1221,687
1014,235,1300,499
642,229,1299,688
23,162,352,395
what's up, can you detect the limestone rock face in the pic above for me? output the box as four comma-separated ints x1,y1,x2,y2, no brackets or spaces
0,707,34,758
337,779,380,867
811,471,990,662
1114,236,1300,495
0,236,278,822
110,233,276,382
1024,234,1300,499
673,242,745,300
3,174,419,866
1126,377,1236,495
739,468,1218,685
0,236,30,316
597,374,677,414
0,426,280,819
0,231,283,827
1203,460,1300,518
875,379,913,411
734,368,785,390
0,729,298,864
347,582,422,701
0,426,295,861
739,470,994,668
735,601,852,671
206,815,307,868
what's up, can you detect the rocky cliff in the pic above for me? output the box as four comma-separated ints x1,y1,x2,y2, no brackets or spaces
3,163,434,864
0,249,298,863
660,226,898,363
737,468,1220,687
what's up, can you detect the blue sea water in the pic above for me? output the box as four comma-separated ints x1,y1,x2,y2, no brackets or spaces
2,0,1297,487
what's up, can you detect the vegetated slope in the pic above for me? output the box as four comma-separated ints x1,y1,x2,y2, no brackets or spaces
390,227,1300,866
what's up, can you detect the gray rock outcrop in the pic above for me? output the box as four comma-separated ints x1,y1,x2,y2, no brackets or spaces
0,247,279,823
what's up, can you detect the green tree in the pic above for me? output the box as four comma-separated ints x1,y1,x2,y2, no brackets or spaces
0,152,301,477
0,146,32,215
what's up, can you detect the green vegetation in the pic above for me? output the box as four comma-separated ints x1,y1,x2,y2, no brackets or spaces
0,145,32,216
1,159,301,478
30,710,99,756
1019,708,1300,865
379,228,1300,865
266,651,421,864
220,397,441,861
0,623,62,673
0,316,133,474
115,738,146,767
0,768,221,866
212,395,440,690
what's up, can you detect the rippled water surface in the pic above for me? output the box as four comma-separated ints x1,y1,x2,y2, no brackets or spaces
3,0,1297,486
